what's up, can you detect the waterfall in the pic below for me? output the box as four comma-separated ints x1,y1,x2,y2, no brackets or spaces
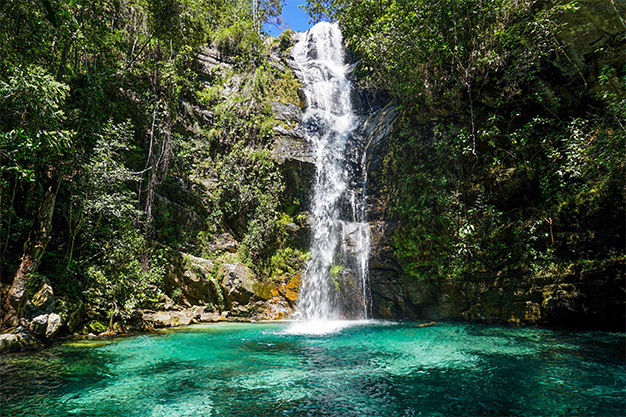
292,22,370,323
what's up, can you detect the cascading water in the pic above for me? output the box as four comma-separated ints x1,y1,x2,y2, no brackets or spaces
291,22,371,325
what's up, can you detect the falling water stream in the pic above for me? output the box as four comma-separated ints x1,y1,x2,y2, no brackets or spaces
292,22,371,326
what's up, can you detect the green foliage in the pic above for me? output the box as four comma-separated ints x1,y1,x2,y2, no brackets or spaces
84,231,165,319
381,70,625,286
303,0,624,292
214,146,284,261
0,0,297,325
306,0,573,108
266,246,309,283
0,66,74,180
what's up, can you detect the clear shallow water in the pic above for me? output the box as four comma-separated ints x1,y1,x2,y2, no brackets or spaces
1,321,624,416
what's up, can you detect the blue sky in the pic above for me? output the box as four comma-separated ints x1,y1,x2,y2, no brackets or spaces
264,1,313,36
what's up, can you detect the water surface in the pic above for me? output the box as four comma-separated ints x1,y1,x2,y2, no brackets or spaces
1,321,624,416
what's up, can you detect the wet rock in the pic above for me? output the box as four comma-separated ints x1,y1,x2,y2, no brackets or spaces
279,274,301,303
284,56,304,81
272,126,313,165
270,101,302,123
369,221,401,271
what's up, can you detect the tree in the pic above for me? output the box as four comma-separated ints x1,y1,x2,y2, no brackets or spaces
0,66,73,327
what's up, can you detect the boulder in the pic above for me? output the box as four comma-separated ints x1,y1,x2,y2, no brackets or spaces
206,233,238,254
44,313,62,340
30,277,54,314
67,302,86,333
164,249,217,306
146,311,175,328
199,312,222,322
219,263,276,308
176,316,193,326
0,331,39,352
143,307,215,328
30,314,49,339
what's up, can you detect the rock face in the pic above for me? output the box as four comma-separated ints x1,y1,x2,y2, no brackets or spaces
162,248,287,321
30,314,49,339
164,249,219,307
361,2,626,329
272,126,312,165
220,263,275,308
553,0,626,82
270,71,316,205
270,101,302,123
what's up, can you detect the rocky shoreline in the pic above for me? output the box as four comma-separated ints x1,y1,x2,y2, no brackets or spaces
0,306,292,353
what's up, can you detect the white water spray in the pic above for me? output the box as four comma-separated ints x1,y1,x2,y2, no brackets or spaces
291,22,371,327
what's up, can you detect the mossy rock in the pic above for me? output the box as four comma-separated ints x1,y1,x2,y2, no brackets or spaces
84,320,108,334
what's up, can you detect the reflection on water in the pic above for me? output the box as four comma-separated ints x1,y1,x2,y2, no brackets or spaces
1,322,624,416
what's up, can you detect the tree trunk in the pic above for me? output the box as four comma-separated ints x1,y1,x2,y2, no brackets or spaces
2,185,56,329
